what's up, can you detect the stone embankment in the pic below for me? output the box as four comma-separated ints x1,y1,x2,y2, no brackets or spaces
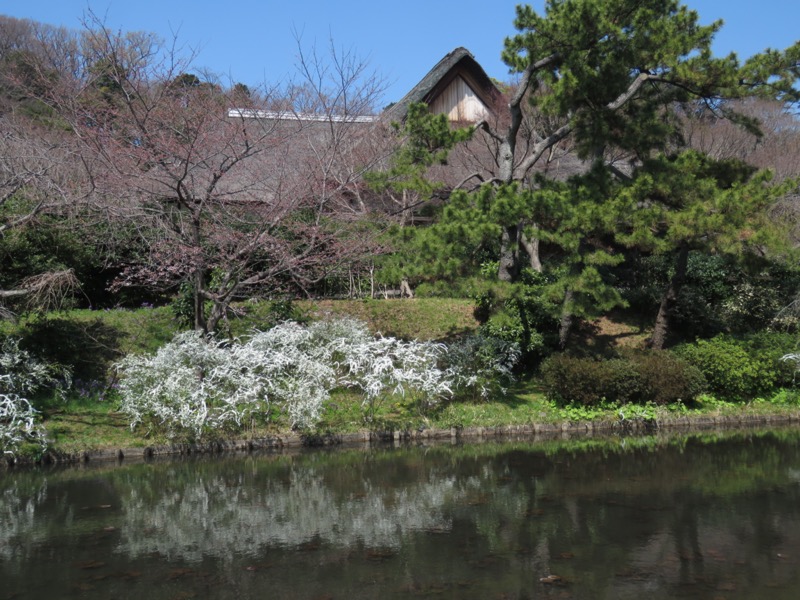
6,412,800,468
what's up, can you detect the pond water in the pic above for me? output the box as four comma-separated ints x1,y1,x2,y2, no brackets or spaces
2,430,800,599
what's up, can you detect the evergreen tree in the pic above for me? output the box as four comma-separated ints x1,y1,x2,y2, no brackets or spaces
421,0,799,347
610,151,795,348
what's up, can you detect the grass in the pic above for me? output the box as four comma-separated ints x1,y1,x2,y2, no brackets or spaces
301,297,479,341
43,400,150,453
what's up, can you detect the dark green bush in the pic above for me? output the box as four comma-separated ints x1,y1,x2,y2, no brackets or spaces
471,270,561,364
540,355,642,406
18,317,123,385
541,351,706,406
261,298,309,327
675,333,797,401
625,351,706,405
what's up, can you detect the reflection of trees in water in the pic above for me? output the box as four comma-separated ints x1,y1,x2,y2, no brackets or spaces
0,482,43,560
3,434,800,598
117,466,469,560
0,473,125,562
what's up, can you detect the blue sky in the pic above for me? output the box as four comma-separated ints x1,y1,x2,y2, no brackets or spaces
2,1,798,106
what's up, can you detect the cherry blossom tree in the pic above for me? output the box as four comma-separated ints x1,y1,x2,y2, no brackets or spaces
32,20,390,332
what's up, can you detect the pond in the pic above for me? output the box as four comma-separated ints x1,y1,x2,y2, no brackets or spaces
2,429,800,599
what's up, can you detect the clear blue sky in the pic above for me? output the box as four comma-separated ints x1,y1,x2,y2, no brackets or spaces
2,0,798,105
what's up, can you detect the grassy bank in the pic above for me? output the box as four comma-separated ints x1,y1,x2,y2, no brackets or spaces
31,373,800,461
3,298,800,461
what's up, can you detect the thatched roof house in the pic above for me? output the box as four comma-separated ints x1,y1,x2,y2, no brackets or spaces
384,47,500,123
230,47,500,126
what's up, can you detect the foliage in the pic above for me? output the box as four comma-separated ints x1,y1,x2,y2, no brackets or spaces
0,210,156,310
613,153,792,260
528,171,629,317
258,298,309,328
17,316,123,384
609,151,795,347
388,177,627,357
439,331,521,401
540,350,706,406
474,268,564,363
116,319,460,438
482,0,800,287
622,350,707,406
619,253,800,338
332,323,452,421
541,355,640,406
0,337,69,455
365,103,473,291
505,1,798,155
117,325,331,437
169,281,200,329
365,102,472,206
393,185,507,286
767,388,800,407
677,333,797,401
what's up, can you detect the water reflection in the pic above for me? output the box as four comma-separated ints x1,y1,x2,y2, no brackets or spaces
2,430,800,599
118,463,465,560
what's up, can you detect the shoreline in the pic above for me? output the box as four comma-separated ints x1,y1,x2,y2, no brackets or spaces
6,410,800,470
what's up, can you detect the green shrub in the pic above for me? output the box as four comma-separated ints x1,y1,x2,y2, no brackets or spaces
440,330,521,401
625,351,706,405
541,351,706,406
259,298,309,328
618,253,800,339
676,333,796,401
471,270,560,364
540,355,641,406
18,317,123,384
735,331,797,389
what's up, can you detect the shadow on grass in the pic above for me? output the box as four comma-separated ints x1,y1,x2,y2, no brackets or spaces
429,377,545,421
567,311,651,357
19,316,124,383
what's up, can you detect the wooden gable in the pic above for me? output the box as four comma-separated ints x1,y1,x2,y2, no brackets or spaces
384,47,499,124
428,75,490,123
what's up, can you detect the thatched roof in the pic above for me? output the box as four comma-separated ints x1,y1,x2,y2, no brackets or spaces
384,47,500,122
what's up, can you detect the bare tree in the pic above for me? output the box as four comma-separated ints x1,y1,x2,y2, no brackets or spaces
30,20,389,333
0,110,84,318
682,98,800,179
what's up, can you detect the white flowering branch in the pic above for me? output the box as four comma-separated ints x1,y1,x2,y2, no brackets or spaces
0,338,69,456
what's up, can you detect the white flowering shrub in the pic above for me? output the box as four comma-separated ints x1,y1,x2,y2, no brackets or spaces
116,318,462,438
337,333,452,420
0,338,68,456
236,322,339,429
116,332,263,437
0,395,42,456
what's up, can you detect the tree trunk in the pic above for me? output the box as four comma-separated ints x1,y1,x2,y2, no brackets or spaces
399,278,414,298
193,270,208,333
496,128,520,282
558,288,575,351
399,189,410,227
498,223,521,282
369,263,375,299
650,244,690,350
520,229,542,272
